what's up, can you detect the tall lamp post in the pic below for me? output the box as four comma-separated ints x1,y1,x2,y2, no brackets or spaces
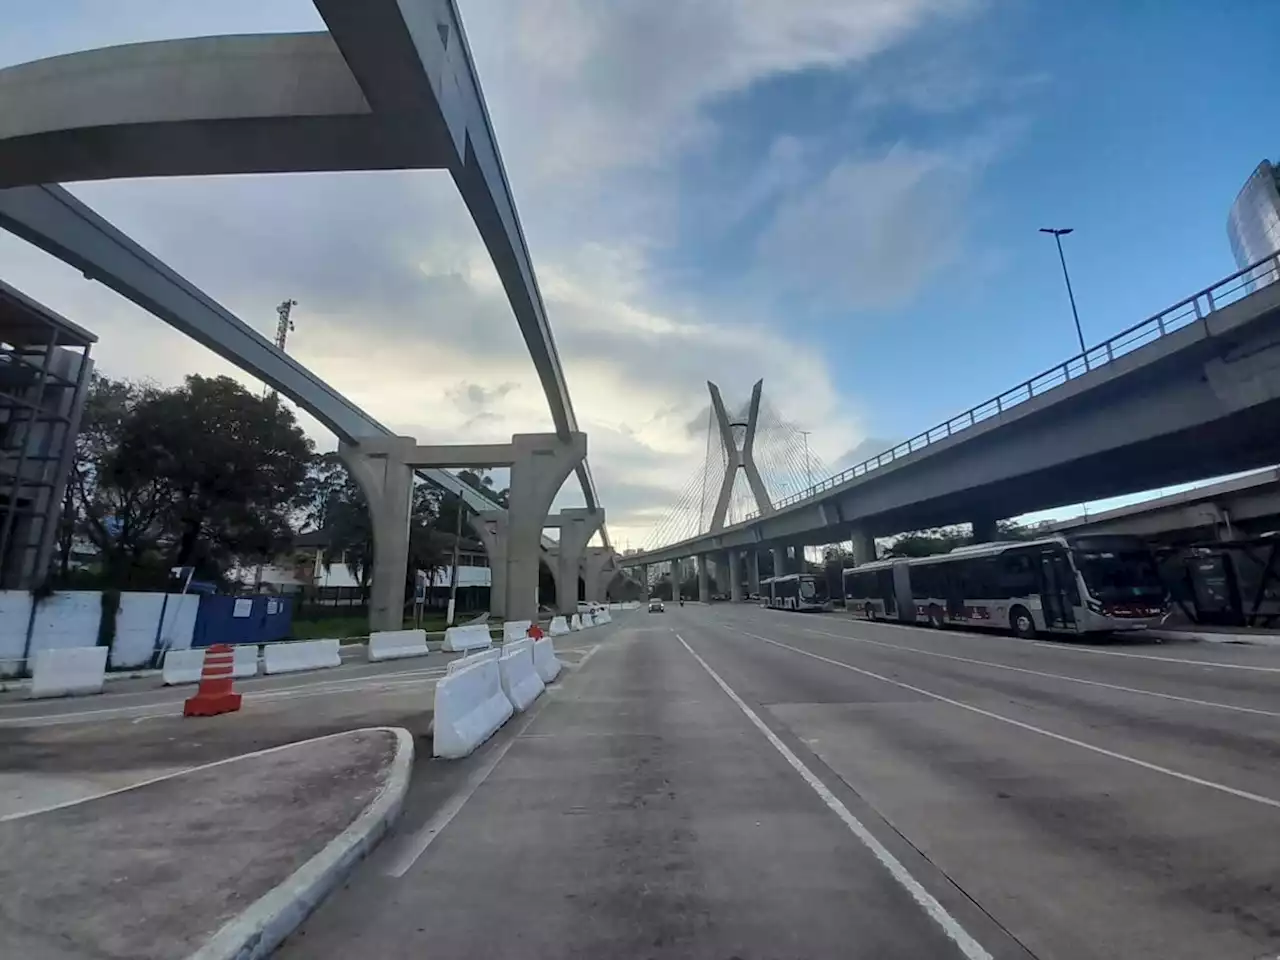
1039,227,1086,356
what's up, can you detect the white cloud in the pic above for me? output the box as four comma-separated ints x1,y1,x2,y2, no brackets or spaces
0,0,987,549
756,139,996,309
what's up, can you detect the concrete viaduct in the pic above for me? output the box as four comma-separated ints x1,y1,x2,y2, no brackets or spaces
627,257,1280,601
0,1,626,626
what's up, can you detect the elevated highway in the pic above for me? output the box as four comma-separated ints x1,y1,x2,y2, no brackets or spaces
630,254,1280,573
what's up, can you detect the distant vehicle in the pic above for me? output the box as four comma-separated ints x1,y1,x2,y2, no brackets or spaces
760,574,831,612
843,534,1165,637
648,599,665,613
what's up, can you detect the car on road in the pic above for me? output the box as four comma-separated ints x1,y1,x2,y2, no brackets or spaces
648,599,664,613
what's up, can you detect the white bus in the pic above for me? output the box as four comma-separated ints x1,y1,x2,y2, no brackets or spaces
762,573,832,612
842,534,1165,637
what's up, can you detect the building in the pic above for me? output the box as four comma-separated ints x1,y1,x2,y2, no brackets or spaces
0,281,94,588
1227,159,1280,289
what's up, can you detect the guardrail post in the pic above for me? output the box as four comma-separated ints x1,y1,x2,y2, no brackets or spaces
1105,342,1114,362
1205,289,1216,313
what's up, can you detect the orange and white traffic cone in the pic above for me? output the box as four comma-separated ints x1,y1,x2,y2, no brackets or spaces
183,644,242,717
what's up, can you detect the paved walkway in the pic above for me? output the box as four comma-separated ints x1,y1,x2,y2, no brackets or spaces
0,729,400,960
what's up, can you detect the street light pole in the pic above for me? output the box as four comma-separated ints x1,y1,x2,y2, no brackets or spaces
1039,227,1086,356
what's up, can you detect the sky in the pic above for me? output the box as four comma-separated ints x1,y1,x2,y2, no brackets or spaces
1,0,1278,551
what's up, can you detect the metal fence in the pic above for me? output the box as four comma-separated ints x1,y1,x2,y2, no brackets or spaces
746,251,1280,519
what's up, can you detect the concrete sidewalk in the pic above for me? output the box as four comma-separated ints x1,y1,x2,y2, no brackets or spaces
0,728,411,960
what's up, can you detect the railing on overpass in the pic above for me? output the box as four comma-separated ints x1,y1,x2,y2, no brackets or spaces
747,251,1280,520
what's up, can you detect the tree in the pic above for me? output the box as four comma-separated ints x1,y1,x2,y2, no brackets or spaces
881,519,1045,559
64,376,173,586
113,376,314,577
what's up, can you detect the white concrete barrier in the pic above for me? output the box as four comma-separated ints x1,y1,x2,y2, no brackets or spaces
433,658,514,759
532,637,561,684
162,645,258,685
498,639,545,711
581,611,596,628
262,638,341,675
442,623,492,652
446,646,500,676
570,614,583,631
30,646,108,698
503,619,533,642
548,615,570,637
595,608,612,624
367,629,430,662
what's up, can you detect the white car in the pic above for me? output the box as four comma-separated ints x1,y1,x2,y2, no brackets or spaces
648,599,664,613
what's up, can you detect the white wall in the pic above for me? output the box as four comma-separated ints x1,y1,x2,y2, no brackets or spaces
0,589,200,675
111,592,200,669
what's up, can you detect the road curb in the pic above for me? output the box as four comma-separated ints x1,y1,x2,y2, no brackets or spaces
187,726,415,960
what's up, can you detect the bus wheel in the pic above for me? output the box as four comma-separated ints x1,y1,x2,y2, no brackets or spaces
928,605,945,629
1010,606,1036,638
864,603,875,621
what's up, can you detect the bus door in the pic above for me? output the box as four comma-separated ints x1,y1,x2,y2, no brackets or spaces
1039,550,1076,629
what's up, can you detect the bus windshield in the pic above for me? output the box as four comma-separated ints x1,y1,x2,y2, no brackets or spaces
799,578,816,600
1072,548,1164,602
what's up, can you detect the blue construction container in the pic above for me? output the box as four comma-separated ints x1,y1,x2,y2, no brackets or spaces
191,594,294,648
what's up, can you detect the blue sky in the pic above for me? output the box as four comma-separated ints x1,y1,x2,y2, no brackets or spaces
0,1,1277,547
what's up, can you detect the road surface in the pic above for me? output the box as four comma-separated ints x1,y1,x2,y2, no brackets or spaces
274,604,1280,958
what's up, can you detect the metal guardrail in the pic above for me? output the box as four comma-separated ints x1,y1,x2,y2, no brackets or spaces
746,252,1280,520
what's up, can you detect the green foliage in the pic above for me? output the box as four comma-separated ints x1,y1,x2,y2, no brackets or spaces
63,373,315,587
882,520,1046,558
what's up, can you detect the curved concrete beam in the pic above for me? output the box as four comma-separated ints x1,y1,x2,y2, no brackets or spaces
0,34,405,185
0,3,606,540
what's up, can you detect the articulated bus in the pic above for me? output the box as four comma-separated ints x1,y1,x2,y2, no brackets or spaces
842,534,1166,637
761,573,832,612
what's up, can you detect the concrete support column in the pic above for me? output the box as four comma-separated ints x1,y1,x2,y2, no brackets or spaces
672,559,682,603
639,564,649,596
338,439,414,632
549,508,603,615
971,515,999,544
771,545,786,579
850,527,876,566
468,511,508,618
584,547,613,603
505,432,587,621
697,554,710,602
729,548,744,602
746,547,761,597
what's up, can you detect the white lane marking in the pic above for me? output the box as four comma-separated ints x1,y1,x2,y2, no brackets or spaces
758,612,1280,674
0,726,405,822
797,626,1280,720
735,628,1280,811
385,693,555,879
570,643,602,672
673,631,993,960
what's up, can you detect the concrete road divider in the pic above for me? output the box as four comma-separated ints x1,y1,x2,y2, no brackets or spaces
581,611,596,628
595,608,612,624
163,646,257,685
441,623,492,652
498,639,545,711
503,619,533,642
549,615,570,636
30,646,108,698
570,614,583,631
262,638,341,676
433,658,514,759
532,638,562,683
446,646,500,675
367,629,430,662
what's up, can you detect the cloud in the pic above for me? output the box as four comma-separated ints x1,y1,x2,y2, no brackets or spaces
0,0,991,549
755,141,995,310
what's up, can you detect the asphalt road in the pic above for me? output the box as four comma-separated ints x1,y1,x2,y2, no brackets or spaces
275,604,1280,960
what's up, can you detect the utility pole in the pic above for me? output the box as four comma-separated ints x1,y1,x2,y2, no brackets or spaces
1038,228,1085,357
446,489,464,626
